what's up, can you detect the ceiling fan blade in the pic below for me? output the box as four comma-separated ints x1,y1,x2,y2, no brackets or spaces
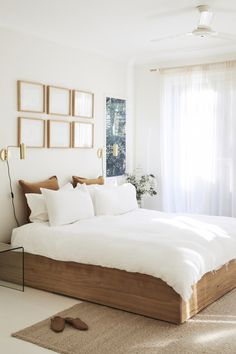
151,33,189,43
214,32,236,41
212,6,236,13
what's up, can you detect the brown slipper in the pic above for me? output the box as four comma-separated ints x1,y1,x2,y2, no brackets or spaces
65,317,88,331
50,316,65,333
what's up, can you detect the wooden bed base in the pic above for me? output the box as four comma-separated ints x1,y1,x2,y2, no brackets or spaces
1,252,236,324
24,254,236,324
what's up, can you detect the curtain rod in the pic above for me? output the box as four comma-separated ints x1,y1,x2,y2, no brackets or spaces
149,58,236,72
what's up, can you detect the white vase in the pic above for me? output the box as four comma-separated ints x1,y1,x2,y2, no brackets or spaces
137,199,142,208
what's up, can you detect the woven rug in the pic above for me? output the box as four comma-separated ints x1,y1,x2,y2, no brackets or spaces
12,289,236,354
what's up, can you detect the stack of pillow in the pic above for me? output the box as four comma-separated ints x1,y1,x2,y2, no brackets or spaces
19,175,138,227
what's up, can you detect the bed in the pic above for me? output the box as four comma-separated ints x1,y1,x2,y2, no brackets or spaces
7,208,236,324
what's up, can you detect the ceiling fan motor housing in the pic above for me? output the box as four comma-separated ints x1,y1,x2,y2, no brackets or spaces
192,25,216,37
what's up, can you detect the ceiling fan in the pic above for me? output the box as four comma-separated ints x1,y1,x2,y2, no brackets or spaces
151,4,236,43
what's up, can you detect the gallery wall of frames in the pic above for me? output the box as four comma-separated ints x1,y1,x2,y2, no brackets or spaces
17,80,94,149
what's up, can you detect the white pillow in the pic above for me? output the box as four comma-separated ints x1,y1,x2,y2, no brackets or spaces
26,194,48,223
94,183,138,216
41,185,94,226
86,184,105,204
60,182,74,191
26,183,73,223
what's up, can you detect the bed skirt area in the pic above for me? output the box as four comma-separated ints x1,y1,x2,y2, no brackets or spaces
1,252,236,324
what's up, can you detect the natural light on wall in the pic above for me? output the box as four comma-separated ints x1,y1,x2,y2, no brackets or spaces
180,89,217,189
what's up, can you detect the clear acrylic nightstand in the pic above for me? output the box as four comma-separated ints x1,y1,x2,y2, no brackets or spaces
0,242,24,292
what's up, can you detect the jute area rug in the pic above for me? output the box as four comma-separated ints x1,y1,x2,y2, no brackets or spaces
12,289,236,354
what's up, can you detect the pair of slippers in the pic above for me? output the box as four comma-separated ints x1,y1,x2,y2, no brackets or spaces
51,316,88,333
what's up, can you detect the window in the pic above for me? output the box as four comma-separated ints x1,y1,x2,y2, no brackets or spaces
160,61,236,216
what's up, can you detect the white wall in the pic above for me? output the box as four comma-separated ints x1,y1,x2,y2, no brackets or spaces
134,64,162,210
0,27,128,242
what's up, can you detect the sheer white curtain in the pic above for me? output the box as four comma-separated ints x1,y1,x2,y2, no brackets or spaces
160,61,236,216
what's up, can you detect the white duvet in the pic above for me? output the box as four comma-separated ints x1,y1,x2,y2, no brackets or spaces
11,209,236,301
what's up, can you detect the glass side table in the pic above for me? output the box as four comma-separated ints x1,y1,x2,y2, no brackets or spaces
0,242,24,292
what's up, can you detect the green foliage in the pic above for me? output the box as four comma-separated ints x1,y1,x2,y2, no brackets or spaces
125,173,157,201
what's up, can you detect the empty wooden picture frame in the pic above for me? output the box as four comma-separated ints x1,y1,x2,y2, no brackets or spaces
72,90,94,118
47,120,71,148
72,122,94,148
18,117,46,148
17,80,45,113
47,86,71,116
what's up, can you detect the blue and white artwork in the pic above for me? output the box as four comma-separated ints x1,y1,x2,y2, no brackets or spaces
106,97,126,177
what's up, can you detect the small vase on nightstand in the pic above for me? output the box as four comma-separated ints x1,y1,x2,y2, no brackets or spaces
137,199,142,208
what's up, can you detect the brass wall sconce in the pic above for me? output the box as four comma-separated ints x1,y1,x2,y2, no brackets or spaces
0,143,26,161
0,143,27,227
97,147,104,176
97,144,119,177
112,143,119,157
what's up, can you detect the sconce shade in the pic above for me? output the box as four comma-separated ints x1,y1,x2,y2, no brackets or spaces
97,147,104,159
20,143,26,160
97,147,104,176
112,143,119,157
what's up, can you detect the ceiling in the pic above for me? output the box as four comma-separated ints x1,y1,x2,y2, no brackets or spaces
0,0,236,64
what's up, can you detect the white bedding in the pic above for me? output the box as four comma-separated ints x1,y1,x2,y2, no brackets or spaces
11,209,236,301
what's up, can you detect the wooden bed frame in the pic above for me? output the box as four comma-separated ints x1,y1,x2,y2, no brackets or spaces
20,253,236,324
1,251,235,324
